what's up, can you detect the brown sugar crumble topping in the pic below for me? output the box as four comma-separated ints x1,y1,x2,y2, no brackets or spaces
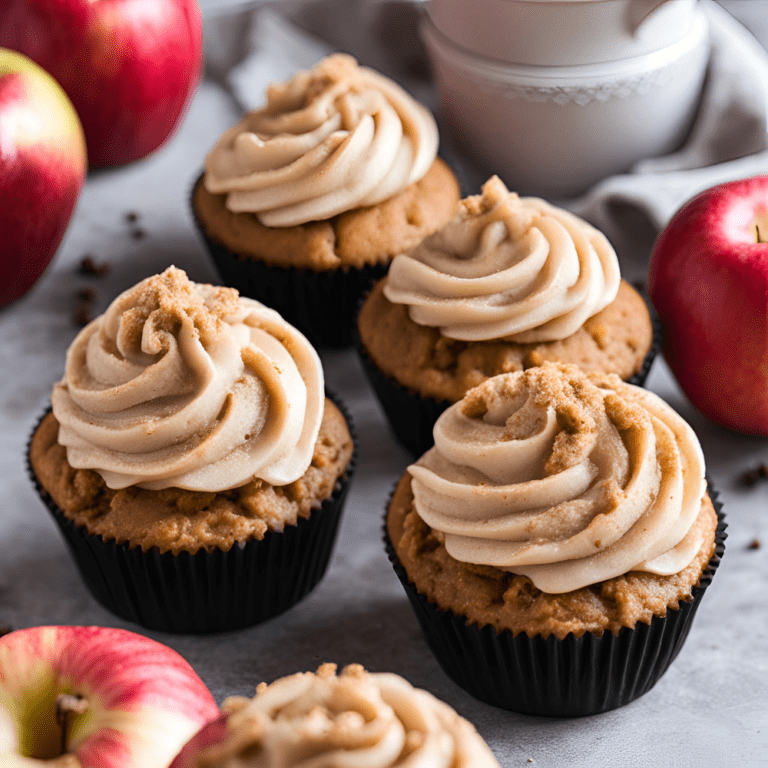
117,267,240,348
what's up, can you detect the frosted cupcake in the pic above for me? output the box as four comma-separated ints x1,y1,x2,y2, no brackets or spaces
358,176,658,454
192,53,460,348
171,663,500,767
28,267,355,632
386,363,724,715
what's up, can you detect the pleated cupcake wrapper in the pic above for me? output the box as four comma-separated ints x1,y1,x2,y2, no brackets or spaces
384,483,726,717
632,289,662,390
27,392,357,634
356,289,662,458
190,174,390,350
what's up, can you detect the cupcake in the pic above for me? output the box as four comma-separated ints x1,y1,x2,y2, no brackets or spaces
358,176,659,455
171,663,500,767
192,53,461,349
28,267,356,633
385,363,725,716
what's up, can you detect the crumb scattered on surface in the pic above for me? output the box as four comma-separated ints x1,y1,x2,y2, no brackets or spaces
748,538,761,550
78,287,97,303
78,256,110,277
74,298,94,327
132,228,146,240
126,211,139,223
741,464,768,487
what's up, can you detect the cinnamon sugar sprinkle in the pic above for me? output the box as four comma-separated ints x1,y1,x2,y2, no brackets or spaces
117,267,239,346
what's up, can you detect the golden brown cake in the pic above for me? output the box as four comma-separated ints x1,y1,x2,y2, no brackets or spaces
193,156,459,272
388,474,717,640
31,400,352,556
360,276,652,404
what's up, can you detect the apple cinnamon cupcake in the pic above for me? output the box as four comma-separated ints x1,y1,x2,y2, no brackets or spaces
385,363,725,716
192,53,461,349
357,176,659,455
172,663,500,767
28,267,355,633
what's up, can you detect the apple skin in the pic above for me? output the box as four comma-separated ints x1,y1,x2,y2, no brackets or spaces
648,175,768,434
0,0,203,167
169,714,229,768
0,48,86,307
0,626,220,768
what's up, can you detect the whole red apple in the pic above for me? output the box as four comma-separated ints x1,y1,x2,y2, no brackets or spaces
0,48,86,307
648,175,768,434
0,626,220,768
0,0,203,167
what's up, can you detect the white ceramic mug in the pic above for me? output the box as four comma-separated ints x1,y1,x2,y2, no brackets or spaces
426,0,700,66
423,8,710,197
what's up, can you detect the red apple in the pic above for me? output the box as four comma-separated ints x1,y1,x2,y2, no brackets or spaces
0,0,203,167
648,175,768,434
0,48,86,307
169,714,229,768
0,626,220,768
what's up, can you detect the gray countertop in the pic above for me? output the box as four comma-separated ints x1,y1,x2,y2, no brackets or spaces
2,2,767,766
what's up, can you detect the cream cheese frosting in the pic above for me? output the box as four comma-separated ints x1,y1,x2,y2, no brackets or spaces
408,363,706,594
384,176,620,342
204,53,439,228
195,663,499,768
51,267,324,492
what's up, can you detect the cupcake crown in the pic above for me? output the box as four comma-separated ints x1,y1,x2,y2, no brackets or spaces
52,267,324,492
193,663,500,767
204,53,439,227
408,363,707,593
384,176,621,342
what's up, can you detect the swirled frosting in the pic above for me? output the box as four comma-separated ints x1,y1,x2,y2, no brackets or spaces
194,664,499,768
408,363,706,594
51,267,324,492
384,176,620,342
204,53,439,228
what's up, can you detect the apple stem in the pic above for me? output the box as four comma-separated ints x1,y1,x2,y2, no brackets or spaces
55,693,89,755
758,225,765,243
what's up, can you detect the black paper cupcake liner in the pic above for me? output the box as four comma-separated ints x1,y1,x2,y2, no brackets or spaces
27,393,357,634
384,483,725,717
356,287,662,458
630,289,662,389
191,174,392,350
